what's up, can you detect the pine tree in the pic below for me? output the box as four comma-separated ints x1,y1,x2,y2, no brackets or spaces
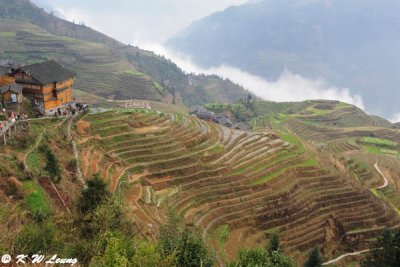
159,207,181,257
394,229,400,266
304,247,323,267
268,234,280,254
44,148,61,183
77,174,111,214
363,228,396,267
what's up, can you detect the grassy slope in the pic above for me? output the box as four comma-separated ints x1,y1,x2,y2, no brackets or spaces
0,116,83,252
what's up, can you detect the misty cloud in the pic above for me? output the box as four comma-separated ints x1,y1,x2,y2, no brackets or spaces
33,0,249,44
389,113,400,123
145,43,365,110
35,0,400,121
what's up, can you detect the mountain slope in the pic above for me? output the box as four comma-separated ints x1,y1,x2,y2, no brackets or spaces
0,0,249,106
0,19,165,101
75,105,400,264
167,0,400,117
0,0,124,48
1,100,400,265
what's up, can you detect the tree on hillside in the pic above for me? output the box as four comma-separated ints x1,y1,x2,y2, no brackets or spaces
131,240,176,267
394,230,400,265
159,206,182,257
228,247,293,267
268,234,281,254
362,228,398,267
176,230,215,267
78,198,125,239
89,231,132,267
233,248,270,266
159,208,214,267
304,247,323,267
77,174,111,214
44,148,61,183
15,220,57,255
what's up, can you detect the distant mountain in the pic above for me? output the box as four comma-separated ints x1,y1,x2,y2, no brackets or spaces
167,0,400,117
0,0,249,106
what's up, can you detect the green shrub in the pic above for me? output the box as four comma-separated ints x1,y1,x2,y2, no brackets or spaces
304,247,323,267
15,221,57,255
77,174,111,214
44,148,62,183
81,199,124,238
23,181,50,221
67,158,78,172
229,248,293,267
362,228,400,267
89,231,132,267
8,131,35,150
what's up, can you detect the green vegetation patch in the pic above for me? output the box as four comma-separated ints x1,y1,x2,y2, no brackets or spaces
360,137,399,157
211,224,230,262
206,144,225,155
253,155,317,185
26,150,44,175
22,181,51,219
252,130,317,185
360,137,397,148
371,188,400,216
123,69,144,77
114,171,131,202
269,114,291,130
0,32,16,37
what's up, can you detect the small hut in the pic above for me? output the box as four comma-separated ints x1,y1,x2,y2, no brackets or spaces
0,83,23,104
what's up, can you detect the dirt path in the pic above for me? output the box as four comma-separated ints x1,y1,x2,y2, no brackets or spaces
323,249,370,265
0,121,15,136
67,116,86,187
374,161,389,189
23,116,70,172
23,132,44,172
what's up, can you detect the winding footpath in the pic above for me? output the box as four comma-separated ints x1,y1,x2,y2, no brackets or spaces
323,161,390,265
374,161,389,189
67,116,86,187
0,121,15,136
23,132,44,173
323,249,370,265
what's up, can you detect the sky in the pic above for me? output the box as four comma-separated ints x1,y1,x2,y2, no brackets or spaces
31,0,377,120
32,0,249,45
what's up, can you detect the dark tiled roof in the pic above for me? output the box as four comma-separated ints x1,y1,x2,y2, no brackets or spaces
0,67,10,76
233,122,250,131
19,60,76,85
189,105,206,114
218,117,232,126
197,110,215,118
0,83,23,94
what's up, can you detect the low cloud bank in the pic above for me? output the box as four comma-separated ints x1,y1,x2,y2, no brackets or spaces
389,113,400,123
142,43,365,110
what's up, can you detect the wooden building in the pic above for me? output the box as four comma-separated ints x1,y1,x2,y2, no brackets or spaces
12,60,76,114
0,83,23,104
0,67,15,87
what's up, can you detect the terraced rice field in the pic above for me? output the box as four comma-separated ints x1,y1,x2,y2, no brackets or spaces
327,138,360,154
75,109,400,263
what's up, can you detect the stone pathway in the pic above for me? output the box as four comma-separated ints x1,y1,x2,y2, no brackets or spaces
323,249,370,265
374,161,389,189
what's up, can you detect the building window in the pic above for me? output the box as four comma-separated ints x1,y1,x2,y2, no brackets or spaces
11,94,17,103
